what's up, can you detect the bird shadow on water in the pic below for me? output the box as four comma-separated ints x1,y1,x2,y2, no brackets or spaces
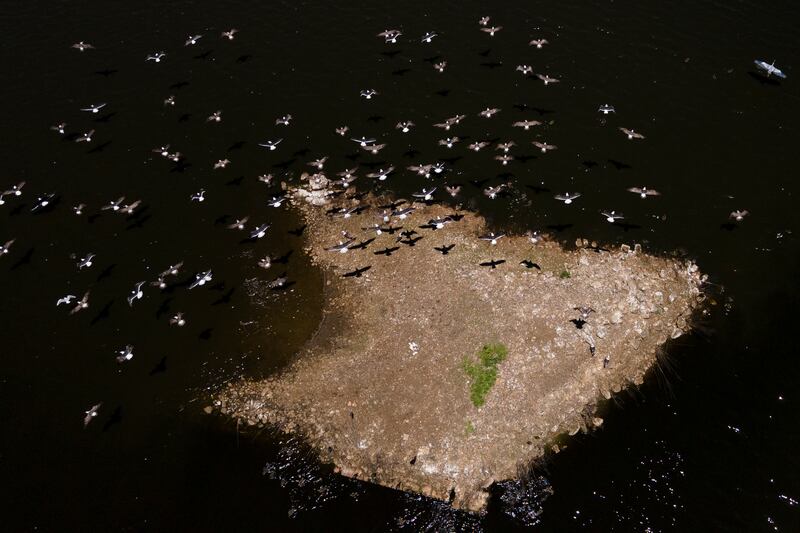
149,356,167,376
90,300,114,326
10,248,34,270
93,112,117,124
155,297,172,319
199,328,213,340
212,287,236,306
87,141,112,154
102,406,122,431
747,71,782,86
94,69,118,78
96,263,116,282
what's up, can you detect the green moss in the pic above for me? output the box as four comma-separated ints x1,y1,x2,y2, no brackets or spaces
465,420,475,435
462,343,508,407
559,269,571,279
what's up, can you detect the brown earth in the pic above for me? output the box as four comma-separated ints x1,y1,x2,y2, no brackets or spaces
214,184,704,512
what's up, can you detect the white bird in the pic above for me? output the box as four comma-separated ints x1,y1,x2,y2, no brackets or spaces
221,28,238,40
598,104,616,114
360,89,378,99
70,291,90,315
469,141,489,152
250,223,271,239
77,253,95,269
127,281,145,306
627,186,660,199
366,167,394,181
601,210,624,223
206,110,222,122
227,216,249,230
481,26,502,36
377,29,402,43
116,345,134,363
516,65,533,75
76,129,95,143
258,139,283,150
396,121,414,133
363,143,386,155
308,157,328,170
479,107,500,118
101,196,125,211
57,295,77,306
496,141,516,152
185,34,203,46
50,122,67,134
276,114,292,126
0,239,15,256
170,312,187,326
164,95,176,106
84,403,102,428
479,16,490,26
351,136,375,147
439,137,459,148
72,41,95,51
268,195,286,208
189,270,213,289
146,52,166,62
513,119,541,130
529,38,549,48
335,126,349,136
555,192,581,205
619,127,645,140
434,61,446,73
190,189,206,202
421,32,438,43
72,203,86,215
80,103,106,114
730,209,750,222
537,73,559,85
532,141,557,153
479,232,505,245
213,159,230,169
412,187,437,201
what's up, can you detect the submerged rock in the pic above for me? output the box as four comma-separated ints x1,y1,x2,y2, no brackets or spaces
216,191,704,512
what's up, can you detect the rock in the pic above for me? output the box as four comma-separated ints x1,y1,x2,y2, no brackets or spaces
203,406,213,414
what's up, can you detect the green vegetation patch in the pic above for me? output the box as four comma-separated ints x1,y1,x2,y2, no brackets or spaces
559,269,571,279
462,343,508,407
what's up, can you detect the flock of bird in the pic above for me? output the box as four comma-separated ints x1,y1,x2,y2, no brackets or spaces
2,16,780,430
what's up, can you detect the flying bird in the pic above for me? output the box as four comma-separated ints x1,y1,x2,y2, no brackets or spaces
619,127,645,140
555,192,581,204
754,60,787,79
127,281,145,306
83,403,102,428
627,186,660,199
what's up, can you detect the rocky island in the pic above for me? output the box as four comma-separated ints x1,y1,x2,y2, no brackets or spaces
214,175,705,512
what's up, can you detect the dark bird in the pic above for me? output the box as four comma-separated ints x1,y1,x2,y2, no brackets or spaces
373,246,400,256
479,259,506,269
343,266,372,278
520,260,541,269
434,244,455,255
349,237,375,250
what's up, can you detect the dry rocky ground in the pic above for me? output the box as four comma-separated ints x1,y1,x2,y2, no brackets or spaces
214,179,704,512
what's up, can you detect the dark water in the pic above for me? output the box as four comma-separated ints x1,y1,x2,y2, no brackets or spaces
1,0,798,530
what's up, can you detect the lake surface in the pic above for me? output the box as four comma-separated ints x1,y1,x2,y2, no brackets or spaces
1,0,798,530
